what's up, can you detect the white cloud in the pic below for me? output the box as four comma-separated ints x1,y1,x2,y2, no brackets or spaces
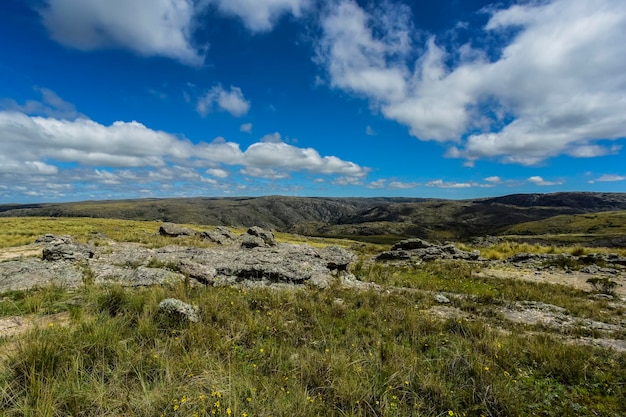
317,0,626,164
206,168,229,178
39,0,204,66
207,0,310,32
332,176,362,186
388,181,419,189
240,123,253,133
367,179,386,189
528,176,563,186
0,111,368,193
593,174,626,182
365,125,376,136
484,176,501,183
197,85,251,117
426,179,473,189
260,132,282,143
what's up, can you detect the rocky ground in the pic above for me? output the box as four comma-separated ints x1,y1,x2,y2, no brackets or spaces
1,225,625,351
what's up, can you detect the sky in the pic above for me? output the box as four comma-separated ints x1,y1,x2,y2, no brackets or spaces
1,0,625,203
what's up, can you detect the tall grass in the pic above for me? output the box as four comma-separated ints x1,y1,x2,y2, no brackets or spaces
1,282,624,416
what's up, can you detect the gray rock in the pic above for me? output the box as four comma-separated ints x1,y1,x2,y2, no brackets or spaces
320,246,357,271
391,238,432,251
246,226,276,246
177,260,216,285
42,236,94,261
241,235,266,249
159,222,197,237
1,231,359,292
35,234,64,244
377,239,481,263
0,258,84,292
158,298,199,323
200,226,236,244
434,294,451,304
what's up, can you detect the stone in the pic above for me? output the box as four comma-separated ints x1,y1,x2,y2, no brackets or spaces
391,238,432,251
434,294,451,304
42,236,94,261
159,222,197,237
246,226,276,246
376,239,482,263
200,226,236,244
158,298,199,323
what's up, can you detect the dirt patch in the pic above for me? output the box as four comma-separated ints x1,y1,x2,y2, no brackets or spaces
0,311,70,338
0,245,42,262
477,267,626,296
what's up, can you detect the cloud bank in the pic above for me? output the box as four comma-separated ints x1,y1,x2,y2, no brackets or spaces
316,0,626,165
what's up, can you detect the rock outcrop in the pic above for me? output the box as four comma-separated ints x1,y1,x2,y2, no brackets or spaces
0,228,358,293
376,238,481,262
41,236,94,261
159,222,197,237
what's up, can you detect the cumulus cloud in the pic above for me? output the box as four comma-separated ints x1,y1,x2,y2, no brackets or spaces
317,0,626,164
240,123,253,133
38,0,204,65
0,111,368,194
484,176,501,183
197,85,251,117
206,168,229,178
528,176,563,186
206,0,311,32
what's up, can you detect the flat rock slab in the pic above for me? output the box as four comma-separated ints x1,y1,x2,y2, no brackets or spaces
0,258,84,292
0,240,358,293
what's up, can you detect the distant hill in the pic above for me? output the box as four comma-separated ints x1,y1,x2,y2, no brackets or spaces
2,192,626,243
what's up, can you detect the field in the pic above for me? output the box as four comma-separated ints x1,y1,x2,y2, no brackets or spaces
0,217,625,416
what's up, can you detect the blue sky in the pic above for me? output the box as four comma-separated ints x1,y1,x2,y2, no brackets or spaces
1,0,625,203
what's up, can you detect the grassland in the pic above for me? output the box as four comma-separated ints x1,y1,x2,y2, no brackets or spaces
0,217,625,416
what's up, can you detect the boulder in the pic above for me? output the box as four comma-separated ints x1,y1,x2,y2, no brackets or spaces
42,236,94,261
377,239,481,263
200,226,236,244
246,226,276,246
158,298,199,323
159,222,197,237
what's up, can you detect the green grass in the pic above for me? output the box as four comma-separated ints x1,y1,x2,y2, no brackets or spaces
505,211,626,235
1,282,624,417
1,217,625,416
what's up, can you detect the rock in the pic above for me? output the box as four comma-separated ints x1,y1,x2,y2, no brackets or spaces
2,232,359,292
377,239,481,263
590,293,614,300
0,258,84,292
376,250,411,261
42,236,94,261
391,238,432,251
35,234,64,243
177,260,216,285
320,246,357,271
434,294,451,304
158,298,199,323
159,222,197,237
241,235,266,249
200,226,236,244
246,226,276,246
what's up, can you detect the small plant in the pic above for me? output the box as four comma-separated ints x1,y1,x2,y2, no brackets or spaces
586,277,618,295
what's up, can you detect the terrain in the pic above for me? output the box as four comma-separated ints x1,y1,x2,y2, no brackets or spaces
0,215,625,416
3,192,626,244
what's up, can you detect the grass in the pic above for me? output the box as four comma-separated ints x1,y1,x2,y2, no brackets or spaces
1,217,625,416
1,282,625,417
